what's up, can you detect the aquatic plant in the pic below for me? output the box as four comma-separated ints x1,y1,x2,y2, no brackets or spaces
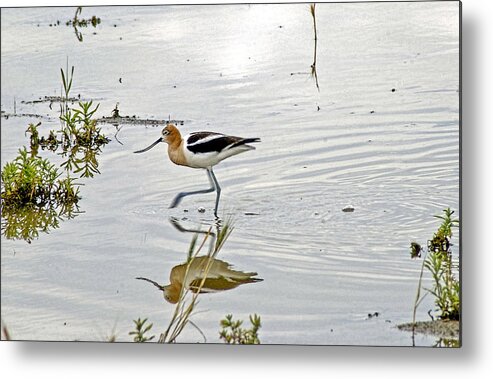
1,147,80,207
310,3,320,92
433,337,460,348
424,209,460,320
65,7,101,42
0,147,82,242
60,64,74,117
2,65,108,242
24,67,110,179
66,7,101,28
411,208,460,323
219,314,261,345
129,318,155,342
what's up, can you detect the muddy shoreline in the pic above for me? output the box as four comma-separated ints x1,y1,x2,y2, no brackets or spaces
397,320,460,340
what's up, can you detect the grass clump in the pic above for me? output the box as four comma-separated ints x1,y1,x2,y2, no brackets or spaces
219,314,261,345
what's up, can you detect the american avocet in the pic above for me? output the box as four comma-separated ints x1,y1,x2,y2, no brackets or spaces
137,256,263,304
134,124,260,217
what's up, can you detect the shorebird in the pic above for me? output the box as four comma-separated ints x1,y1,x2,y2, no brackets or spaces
136,256,263,304
134,124,260,217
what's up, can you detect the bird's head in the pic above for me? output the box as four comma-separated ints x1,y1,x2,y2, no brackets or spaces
161,124,180,145
162,284,180,304
133,124,181,154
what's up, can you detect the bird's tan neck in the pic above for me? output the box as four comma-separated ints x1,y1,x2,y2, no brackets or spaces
167,139,188,166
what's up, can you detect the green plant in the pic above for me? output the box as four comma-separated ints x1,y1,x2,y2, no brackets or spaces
58,101,108,179
425,208,460,320
25,122,41,151
433,337,460,348
60,64,74,118
1,65,109,242
129,318,155,342
412,208,460,322
1,147,82,242
1,147,80,207
58,67,109,179
43,66,109,178
219,314,261,344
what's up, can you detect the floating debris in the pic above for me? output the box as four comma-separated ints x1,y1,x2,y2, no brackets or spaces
21,95,82,104
97,103,184,127
410,242,422,259
197,207,206,213
97,115,184,127
1,112,51,120
342,205,355,212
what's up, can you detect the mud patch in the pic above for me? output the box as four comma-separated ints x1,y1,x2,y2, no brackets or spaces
397,320,459,339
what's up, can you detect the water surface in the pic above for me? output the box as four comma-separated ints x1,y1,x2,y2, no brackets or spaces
1,2,460,345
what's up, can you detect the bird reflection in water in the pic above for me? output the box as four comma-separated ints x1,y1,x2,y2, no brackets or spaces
137,256,262,304
136,217,262,304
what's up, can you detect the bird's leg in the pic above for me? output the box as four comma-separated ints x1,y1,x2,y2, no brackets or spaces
169,169,216,209
209,168,221,218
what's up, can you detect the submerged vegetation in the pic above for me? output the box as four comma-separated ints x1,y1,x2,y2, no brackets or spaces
1,65,108,242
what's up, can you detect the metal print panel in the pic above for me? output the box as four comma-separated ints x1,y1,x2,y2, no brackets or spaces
0,1,461,346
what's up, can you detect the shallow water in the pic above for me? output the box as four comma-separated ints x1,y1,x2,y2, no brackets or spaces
1,3,460,345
